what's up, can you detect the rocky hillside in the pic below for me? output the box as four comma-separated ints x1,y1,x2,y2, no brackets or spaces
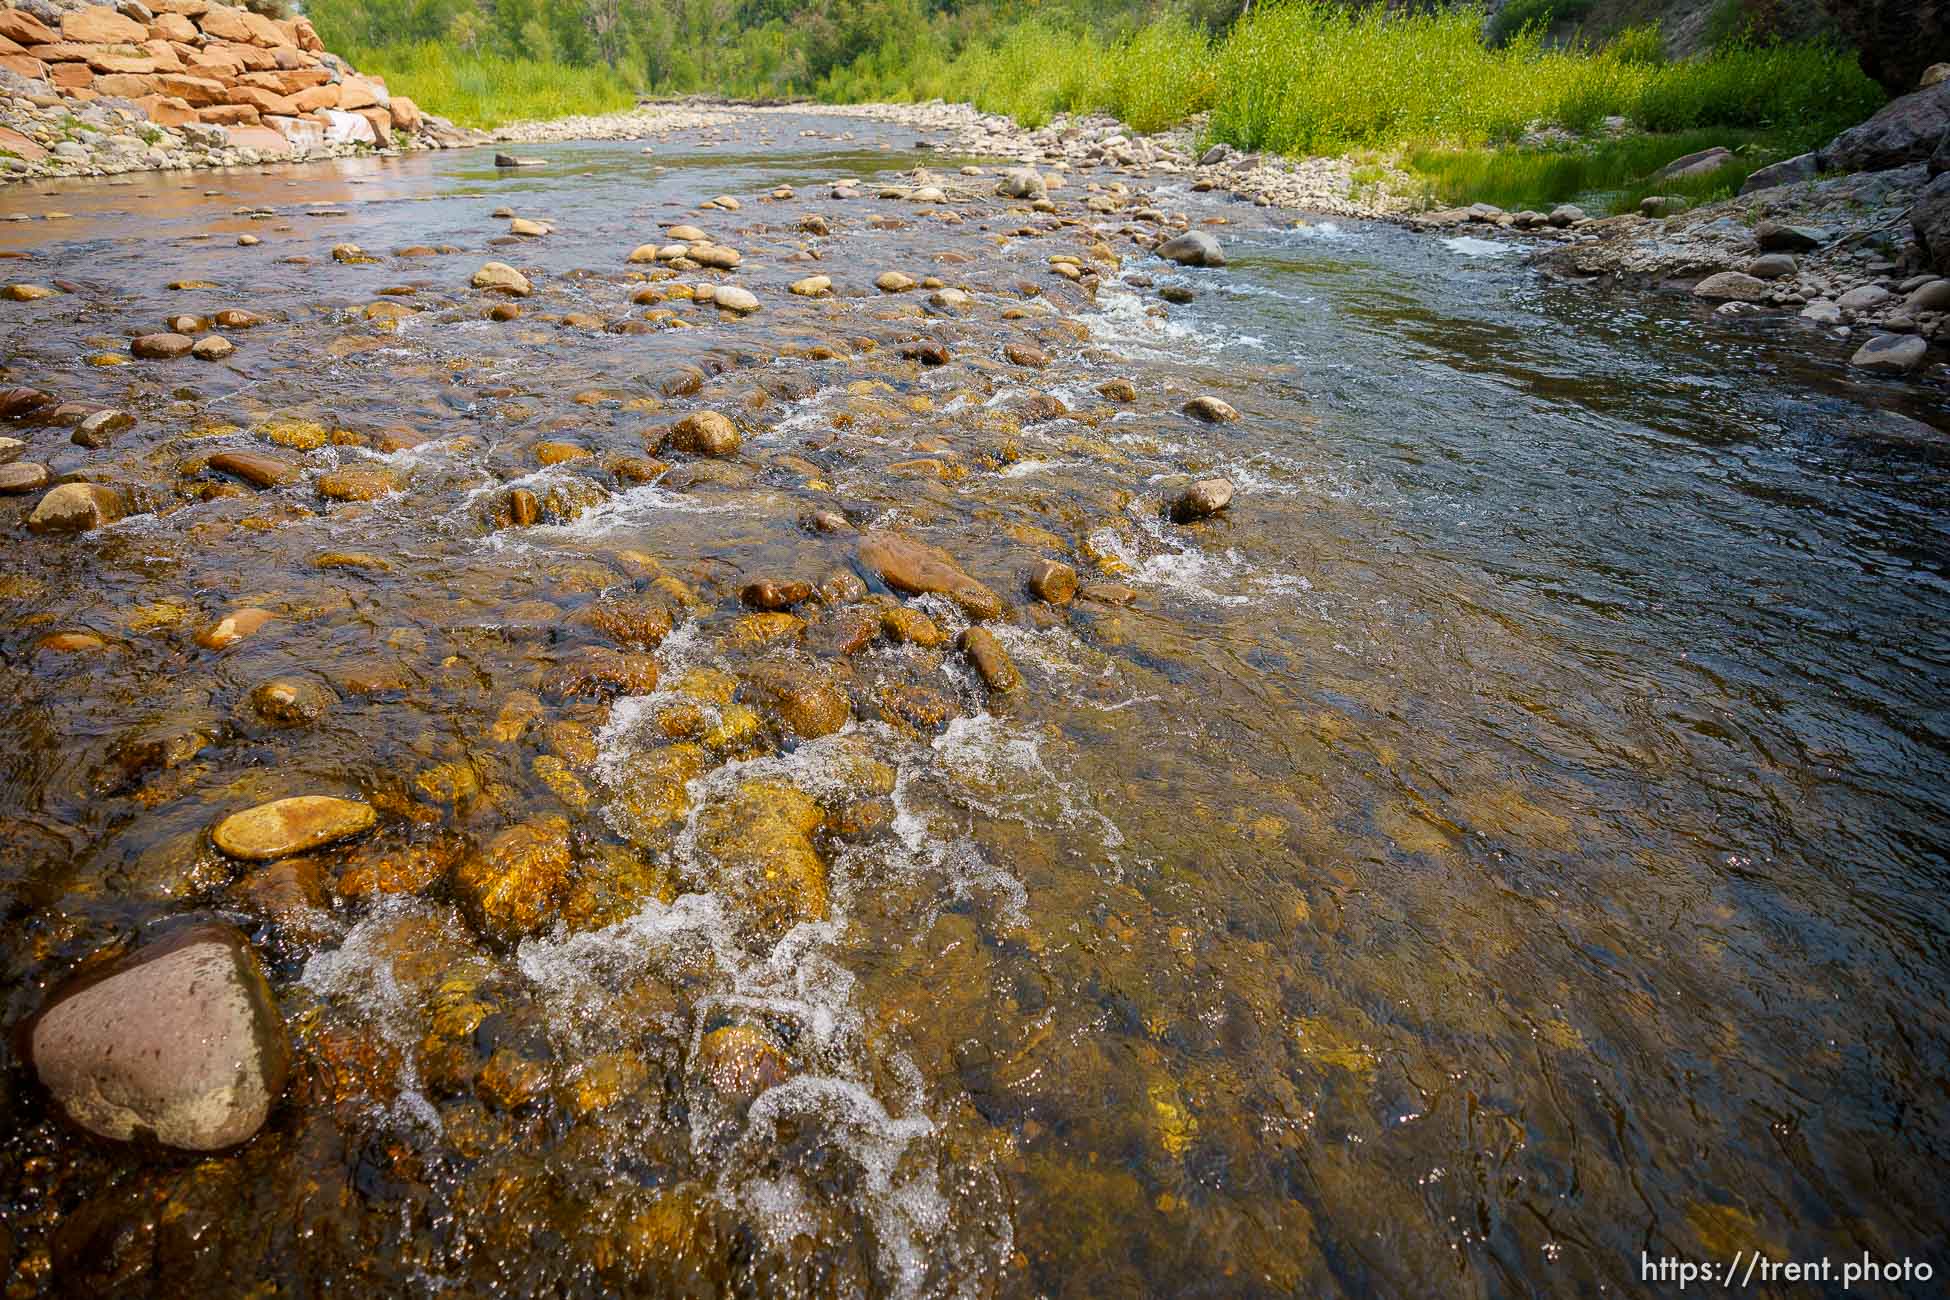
0,0,472,178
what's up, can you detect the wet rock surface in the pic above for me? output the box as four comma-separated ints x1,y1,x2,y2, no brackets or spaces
0,109,1944,1300
25,922,290,1150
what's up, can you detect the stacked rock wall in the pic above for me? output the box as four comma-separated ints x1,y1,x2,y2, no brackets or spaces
0,0,462,176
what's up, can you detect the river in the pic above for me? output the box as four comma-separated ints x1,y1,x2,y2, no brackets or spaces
1,112,1946,1297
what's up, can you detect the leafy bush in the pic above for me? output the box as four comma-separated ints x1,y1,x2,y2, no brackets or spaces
1407,129,1790,213
1487,0,1594,49
343,41,638,127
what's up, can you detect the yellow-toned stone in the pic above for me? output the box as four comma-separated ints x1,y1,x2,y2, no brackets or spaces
723,612,803,650
260,416,329,450
214,795,376,861
454,814,574,941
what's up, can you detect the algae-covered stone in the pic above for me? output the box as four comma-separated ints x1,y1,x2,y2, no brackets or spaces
454,815,574,942
693,778,828,940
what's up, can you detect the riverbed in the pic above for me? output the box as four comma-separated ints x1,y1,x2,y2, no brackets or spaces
1,111,1946,1298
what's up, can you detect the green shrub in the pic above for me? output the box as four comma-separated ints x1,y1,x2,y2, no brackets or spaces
1487,0,1594,49
343,41,638,127
1406,129,1790,213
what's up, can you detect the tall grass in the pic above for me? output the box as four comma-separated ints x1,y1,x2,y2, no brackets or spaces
818,3,1879,158
1407,128,1789,213
345,41,639,128
1204,3,1878,155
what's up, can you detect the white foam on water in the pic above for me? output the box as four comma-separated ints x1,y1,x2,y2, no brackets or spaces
925,713,1124,855
1087,521,1252,608
725,1076,946,1299
1081,283,1246,361
1443,235,1515,258
299,897,450,1139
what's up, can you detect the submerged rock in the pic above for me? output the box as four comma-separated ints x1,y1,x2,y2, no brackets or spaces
670,410,741,457
1028,558,1077,605
1182,394,1240,423
1171,478,1236,523
858,531,1003,620
214,795,376,860
1850,333,1929,373
27,482,123,533
455,815,574,942
959,627,1020,692
25,923,290,1150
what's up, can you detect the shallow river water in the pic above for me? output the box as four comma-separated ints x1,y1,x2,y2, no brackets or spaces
1,113,1947,1298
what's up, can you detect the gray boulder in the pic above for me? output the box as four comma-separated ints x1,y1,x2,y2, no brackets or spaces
1819,82,1950,174
1740,152,1818,194
24,922,290,1150
1757,221,1828,252
1850,333,1929,372
1156,231,1225,267
997,167,1047,201
1656,146,1733,179
1915,172,1950,273
1693,271,1768,302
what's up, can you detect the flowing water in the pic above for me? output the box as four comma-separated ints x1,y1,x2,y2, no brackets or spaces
1,113,1947,1298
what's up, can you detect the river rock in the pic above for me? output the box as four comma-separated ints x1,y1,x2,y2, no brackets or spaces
73,409,133,448
997,168,1047,201
741,579,812,610
1745,254,1797,280
1837,284,1894,311
1156,231,1224,267
1757,222,1827,253
213,795,375,860
790,275,831,296
875,271,916,293
1547,204,1586,226
455,815,573,942
857,532,1003,620
958,627,1019,692
695,1023,791,1100
509,218,548,237
1639,195,1688,217
131,332,193,359
208,450,298,488
1908,278,1950,310
1656,146,1733,179
714,286,759,314
1850,333,1929,373
1170,478,1235,523
24,923,289,1150
1819,81,1950,174
692,778,827,940
1693,271,1768,302
0,462,48,494
194,606,276,649
1914,173,1950,274
471,262,532,296
1027,558,1076,605
316,467,400,501
27,482,123,533
741,663,851,738
690,244,741,269
192,335,235,360
1740,152,1818,194
671,410,740,457
1097,378,1137,402
1183,394,1240,422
